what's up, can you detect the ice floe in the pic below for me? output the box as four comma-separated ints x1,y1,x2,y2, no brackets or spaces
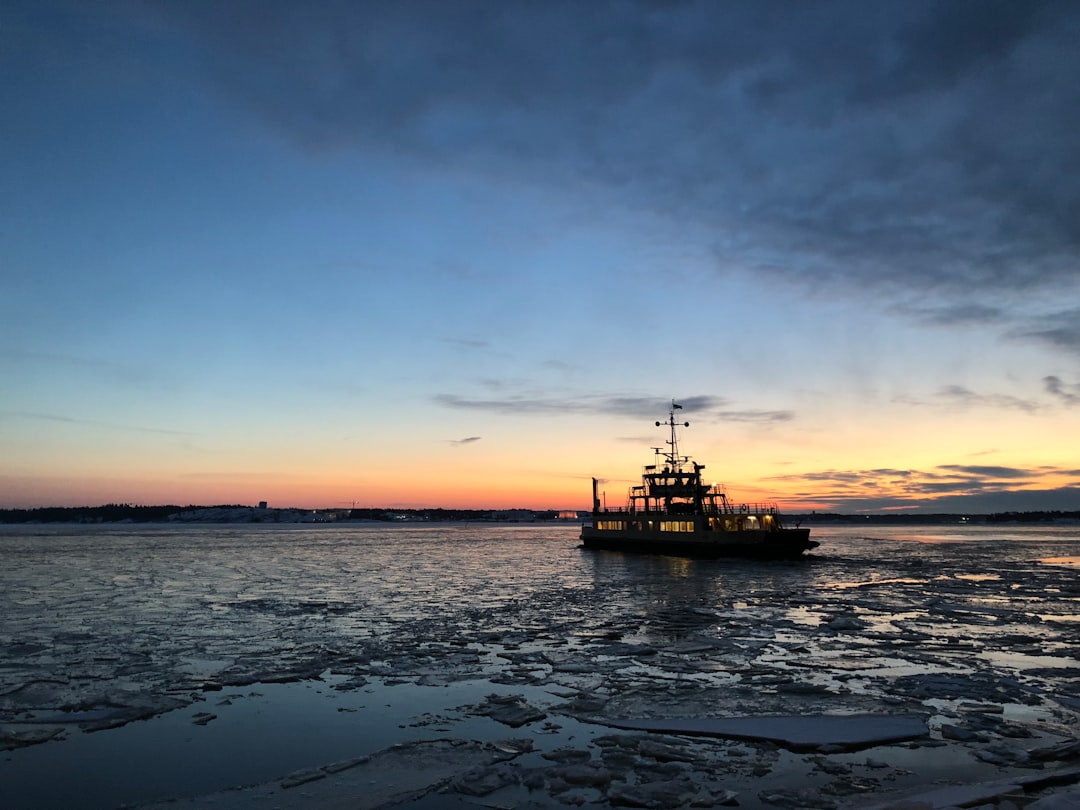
602,713,930,751
2,523,1079,809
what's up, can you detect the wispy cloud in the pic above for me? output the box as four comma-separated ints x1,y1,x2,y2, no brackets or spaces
935,385,1043,413
897,385,1043,413
449,436,482,446
435,395,578,415
151,1,1080,327
770,461,1079,512
1021,312,1080,354
903,303,1008,328
434,393,734,420
716,410,794,424
937,464,1033,480
777,462,1061,490
4,411,190,437
441,338,489,350
1044,375,1080,406
0,350,157,387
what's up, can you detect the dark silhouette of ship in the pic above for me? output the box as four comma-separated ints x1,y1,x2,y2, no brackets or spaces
581,401,817,559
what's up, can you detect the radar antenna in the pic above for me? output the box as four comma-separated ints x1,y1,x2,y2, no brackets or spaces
655,400,690,472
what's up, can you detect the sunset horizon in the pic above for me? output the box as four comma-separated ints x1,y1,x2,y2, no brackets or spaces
4,3,1078,519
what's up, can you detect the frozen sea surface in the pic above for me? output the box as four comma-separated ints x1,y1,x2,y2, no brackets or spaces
2,523,1079,809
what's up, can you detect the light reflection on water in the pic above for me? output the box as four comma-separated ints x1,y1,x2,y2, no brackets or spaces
2,522,1078,653
3,521,1077,656
1,522,1079,808
3,675,564,810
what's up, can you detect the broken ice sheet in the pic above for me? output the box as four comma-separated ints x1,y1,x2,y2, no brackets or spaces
602,713,930,752
468,693,548,727
2,523,1080,808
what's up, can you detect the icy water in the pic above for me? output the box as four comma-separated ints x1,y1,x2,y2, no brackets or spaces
2,523,1079,809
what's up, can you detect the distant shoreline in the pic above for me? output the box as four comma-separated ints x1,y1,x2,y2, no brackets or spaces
2,504,1078,525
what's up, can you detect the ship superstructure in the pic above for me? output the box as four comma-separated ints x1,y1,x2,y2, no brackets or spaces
581,402,817,560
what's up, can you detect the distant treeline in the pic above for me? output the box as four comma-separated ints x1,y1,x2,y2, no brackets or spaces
0,504,226,523
0,504,565,524
985,510,1080,523
2,505,1076,525
796,511,1080,525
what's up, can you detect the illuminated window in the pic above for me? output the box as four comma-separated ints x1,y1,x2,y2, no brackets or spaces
660,520,693,532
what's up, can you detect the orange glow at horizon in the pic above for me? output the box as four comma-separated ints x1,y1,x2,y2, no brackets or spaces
2,401,1076,513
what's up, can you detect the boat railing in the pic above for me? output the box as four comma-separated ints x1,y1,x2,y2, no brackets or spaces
703,502,781,516
597,502,782,516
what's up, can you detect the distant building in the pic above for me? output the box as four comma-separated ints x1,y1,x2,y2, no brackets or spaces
258,501,268,510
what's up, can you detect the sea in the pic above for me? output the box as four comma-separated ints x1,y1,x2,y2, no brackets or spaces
2,522,1079,809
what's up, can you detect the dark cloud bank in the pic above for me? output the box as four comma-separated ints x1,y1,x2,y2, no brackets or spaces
774,464,1080,513
23,2,1080,381
143,0,1080,343
12,1,1079,348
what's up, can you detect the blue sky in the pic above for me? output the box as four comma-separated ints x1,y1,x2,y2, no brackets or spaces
2,0,1079,512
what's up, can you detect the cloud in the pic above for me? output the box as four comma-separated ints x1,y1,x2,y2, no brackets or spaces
887,301,1080,362
889,463,1054,488
935,385,1043,413
903,303,1008,328
143,1,1080,314
936,464,1033,480
434,393,797,425
449,436,482,445
0,350,159,387
434,393,731,419
441,338,489,350
715,410,794,424
4,410,190,437
1044,375,1080,406
795,488,1080,514
896,385,1044,413
907,488,1080,514
23,0,1076,373
1019,311,1080,355
435,394,578,415
770,461,1080,512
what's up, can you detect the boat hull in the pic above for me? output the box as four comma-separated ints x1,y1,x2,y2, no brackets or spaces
580,526,816,561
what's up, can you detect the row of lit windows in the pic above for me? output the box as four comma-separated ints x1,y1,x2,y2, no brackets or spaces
597,520,625,531
596,519,699,533
659,520,694,532
598,518,782,534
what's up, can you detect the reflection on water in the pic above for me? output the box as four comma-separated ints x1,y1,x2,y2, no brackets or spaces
1,522,1079,808
830,577,925,589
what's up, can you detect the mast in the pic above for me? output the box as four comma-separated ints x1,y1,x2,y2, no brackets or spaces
656,400,689,472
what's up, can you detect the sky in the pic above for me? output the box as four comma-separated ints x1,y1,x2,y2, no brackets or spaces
2,0,1079,514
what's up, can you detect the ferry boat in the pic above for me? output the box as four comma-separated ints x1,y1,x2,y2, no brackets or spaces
581,402,817,560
